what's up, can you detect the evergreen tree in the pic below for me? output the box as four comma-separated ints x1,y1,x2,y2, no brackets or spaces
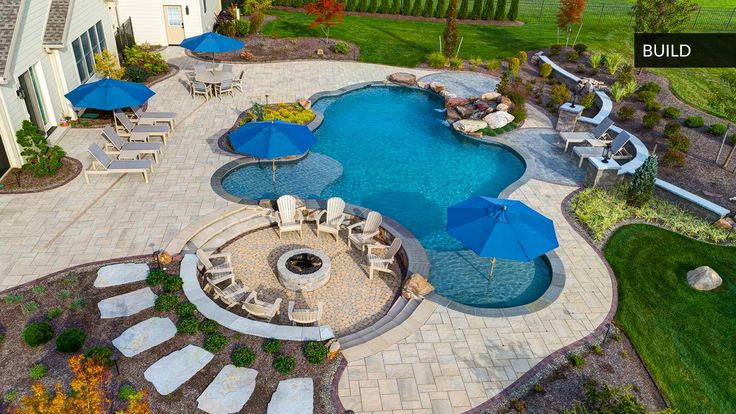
471,0,483,19
442,0,458,57
494,0,506,20
390,0,402,13
422,0,434,16
401,0,413,15
435,0,447,17
482,0,494,19
358,0,368,11
411,0,423,15
378,0,391,12
507,0,519,20
369,0,380,12
345,0,356,11
457,0,469,18
627,155,658,206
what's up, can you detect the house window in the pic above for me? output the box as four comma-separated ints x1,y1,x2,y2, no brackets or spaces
71,20,108,83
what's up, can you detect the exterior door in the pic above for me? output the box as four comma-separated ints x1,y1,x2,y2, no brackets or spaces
164,6,185,45
18,67,49,132
0,134,10,177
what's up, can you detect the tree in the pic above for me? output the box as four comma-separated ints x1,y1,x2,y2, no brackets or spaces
15,120,65,177
627,155,658,206
507,0,518,20
378,0,391,12
304,0,345,42
470,0,483,19
709,73,736,167
357,0,368,11
556,0,587,46
435,0,447,17
457,0,469,19
369,0,379,12
94,50,124,79
390,0,401,12
344,0,356,10
630,0,698,33
401,0,412,15
442,0,459,57
493,0,506,20
482,0,494,20
411,0,423,15
422,0,434,17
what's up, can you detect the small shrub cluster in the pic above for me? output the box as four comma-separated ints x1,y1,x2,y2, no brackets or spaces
637,90,657,103
643,100,661,112
573,43,588,53
579,93,595,110
84,346,114,367
662,106,681,119
15,121,65,177
708,123,727,135
46,307,62,320
566,50,579,62
55,328,86,353
304,341,328,364
549,84,571,106
664,122,681,138
449,57,464,70
662,149,686,168
642,112,661,129
23,322,54,347
162,275,183,292
177,317,199,335
154,293,178,312
203,333,228,352
617,105,636,121
549,44,562,55
231,346,257,367
568,353,586,367
176,302,198,318
146,269,168,286
426,51,447,68
233,19,251,37
273,355,296,375
118,384,138,401
626,155,658,207
539,63,553,78
669,134,690,153
29,363,48,380
263,338,281,355
199,319,219,335
684,116,704,128
334,41,350,54
639,81,661,93
589,52,604,69
123,45,167,79
242,103,314,125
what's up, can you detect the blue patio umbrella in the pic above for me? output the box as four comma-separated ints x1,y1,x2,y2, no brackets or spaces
64,78,155,111
180,32,244,65
229,120,317,181
446,196,559,279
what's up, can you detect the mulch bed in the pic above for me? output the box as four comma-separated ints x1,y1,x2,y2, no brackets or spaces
0,157,81,194
191,34,360,63
0,259,339,413
497,327,668,414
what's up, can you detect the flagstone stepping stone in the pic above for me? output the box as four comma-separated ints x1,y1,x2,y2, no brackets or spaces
197,365,258,414
112,317,176,357
98,287,157,318
94,263,149,288
144,345,214,395
267,378,314,414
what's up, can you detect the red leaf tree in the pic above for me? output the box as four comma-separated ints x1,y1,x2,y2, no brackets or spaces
304,0,345,43
556,0,587,47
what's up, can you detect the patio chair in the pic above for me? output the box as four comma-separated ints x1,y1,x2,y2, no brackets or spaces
195,248,233,275
130,106,177,130
84,143,153,184
242,292,282,322
275,195,304,239
287,301,324,326
232,71,244,93
316,197,346,243
347,211,382,251
558,118,614,152
573,131,633,167
192,81,209,101
211,281,249,309
223,64,234,74
366,238,402,280
216,79,235,99
114,110,171,144
101,126,162,163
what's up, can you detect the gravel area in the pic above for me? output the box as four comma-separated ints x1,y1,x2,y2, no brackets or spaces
192,34,360,63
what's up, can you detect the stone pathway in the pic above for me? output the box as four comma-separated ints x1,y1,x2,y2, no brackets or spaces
97,287,157,318
111,316,177,357
196,365,258,414
144,344,214,395
268,378,314,414
93,263,149,288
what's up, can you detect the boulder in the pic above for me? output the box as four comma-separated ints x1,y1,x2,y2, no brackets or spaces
144,345,214,395
298,98,311,110
388,72,417,86
430,82,446,93
98,287,158,319
452,119,488,133
439,90,457,99
498,96,513,107
197,366,258,414
402,273,435,299
267,378,313,414
445,107,462,121
95,263,149,288
456,104,476,119
496,103,510,112
686,266,723,291
416,81,429,89
112,317,177,357
474,100,490,112
469,111,485,120
483,111,515,129
713,217,734,230
445,97,470,108
481,92,501,101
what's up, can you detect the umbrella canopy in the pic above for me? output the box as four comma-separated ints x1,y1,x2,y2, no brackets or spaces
179,32,244,53
229,120,317,159
64,78,155,111
446,196,559,262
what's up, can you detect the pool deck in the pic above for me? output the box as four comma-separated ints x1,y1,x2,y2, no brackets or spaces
0,48,614,413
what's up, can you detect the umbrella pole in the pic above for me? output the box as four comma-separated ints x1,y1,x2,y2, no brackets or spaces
272,160,276,183
488,257,496,281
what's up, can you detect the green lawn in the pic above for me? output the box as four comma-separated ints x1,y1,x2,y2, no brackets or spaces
604,224,736,413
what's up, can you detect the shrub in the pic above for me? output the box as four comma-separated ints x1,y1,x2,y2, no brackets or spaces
639,81,662,93
617,64,634,85
334,41,350,54
669,134,690,153
664,122,681,138
176,302,197,318
485,59,501,71
4,294,23,305
549,44,562,55
118,384,138,401
177,317,199,335
273,355,296,375
662,106,681,119
56,328,86,353
23,322,54,347
69,297,85,312
154,293,178,311
605,53,623,75
566,50,579,62
592,344,603,355
579,93,595,110
46,307,62,320
263,338,281,355
199,319,219,334
250,10,266,33
449,57,464,70
517,50,527,64
203,333,228,352
22,301,39,315
508,57,520,75
643,100,661,112
589,52,604,69
708,123,728,135
233,19,250,37
15,121,65,177
573,43,588,53
84,346,114,367
231,346,257,367
146,268,168,286
213,9,236,36
539,63,553,78
684,116,704,128
242,103,314,125
617,105,636,121
124,45,167,76
637,90,657,103
662,149,686,168
304,341,328,364
426,51,447,68
642,112,661,129
627,155,658,207
568,353,586,367
509,105,527,125
29,363,48,380
163,275,183,292
550,84,571,106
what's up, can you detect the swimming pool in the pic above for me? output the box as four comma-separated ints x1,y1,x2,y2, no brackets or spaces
220,85,553,308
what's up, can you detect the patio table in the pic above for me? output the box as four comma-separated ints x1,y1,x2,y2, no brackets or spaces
195,71,234,98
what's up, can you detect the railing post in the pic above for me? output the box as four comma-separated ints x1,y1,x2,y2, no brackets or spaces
692,5,702,29
726,7,736,31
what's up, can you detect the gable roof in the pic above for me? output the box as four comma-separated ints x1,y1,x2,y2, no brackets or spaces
43,0,73,47
0,0,23,82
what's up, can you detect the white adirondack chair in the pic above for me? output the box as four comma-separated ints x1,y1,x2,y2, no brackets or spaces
211,281,248,309
275,195,304,239
347,211,382,251
242,292,282,322
366,238,402,279
316,197,346,243
287,301,324,326
195,249,233,275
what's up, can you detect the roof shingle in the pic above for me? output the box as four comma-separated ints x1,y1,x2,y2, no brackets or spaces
43,0,72,46
0,0,22,78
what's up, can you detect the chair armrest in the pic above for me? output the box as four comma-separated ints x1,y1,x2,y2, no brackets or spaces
208,252,231,260
315,210,326,223
245,291,257,304
272,298,283,314
370,258,395,265
363,230,380,240
366,243,388,255
316,302,324,320
287,300,295,316
274,211,282,223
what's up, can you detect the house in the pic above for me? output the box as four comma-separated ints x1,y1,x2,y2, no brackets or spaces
109,0,221,46
0,0,118,175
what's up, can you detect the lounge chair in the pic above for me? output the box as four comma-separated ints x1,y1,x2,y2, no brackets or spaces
347,211,382,251
114,110,171,144
130,106,177,130
216,79,234,99
242,292,282,322
287,301,324,326
573,131,633,167
275,195,304,239
196,248,233,275
84,143,153,183
366,238,402,280
101,126,162,163
316,197,346,243
211,281,248,309
558,118,614,152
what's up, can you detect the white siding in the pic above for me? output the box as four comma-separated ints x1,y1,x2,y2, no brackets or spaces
116,0,215,46
200,0,221,33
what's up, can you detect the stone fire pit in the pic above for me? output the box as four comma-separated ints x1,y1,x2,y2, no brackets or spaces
276,248,331,292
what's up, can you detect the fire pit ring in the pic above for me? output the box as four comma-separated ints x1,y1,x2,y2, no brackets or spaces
277,248,332,292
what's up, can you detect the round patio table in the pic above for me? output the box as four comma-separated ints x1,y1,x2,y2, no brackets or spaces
195,70,234,84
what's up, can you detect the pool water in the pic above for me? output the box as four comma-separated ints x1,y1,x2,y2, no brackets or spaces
221,86,552,308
